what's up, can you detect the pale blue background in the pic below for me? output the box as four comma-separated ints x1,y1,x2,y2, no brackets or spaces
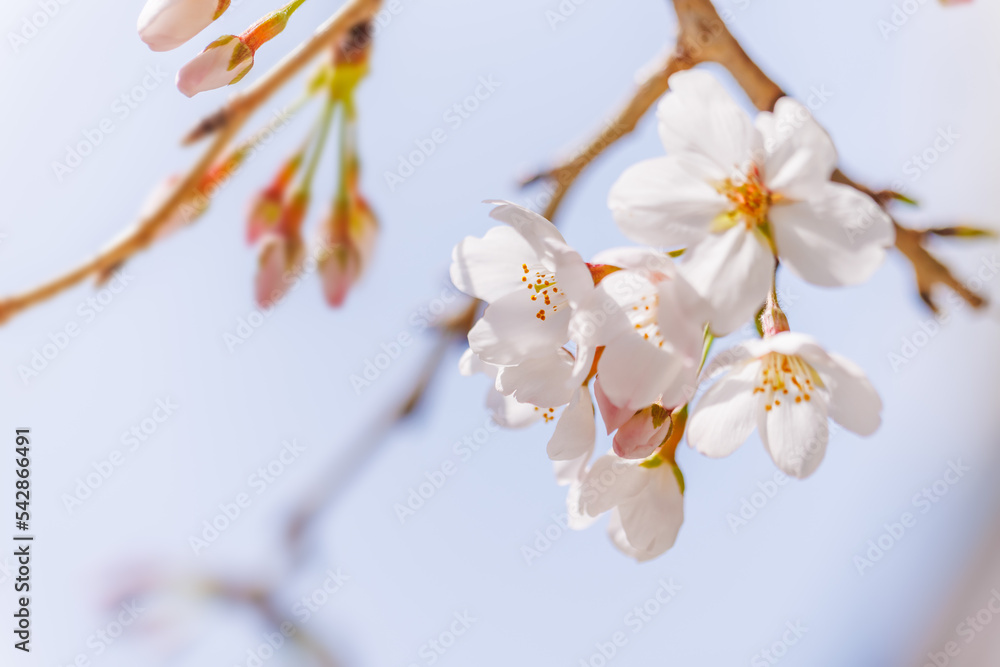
1,0,999,665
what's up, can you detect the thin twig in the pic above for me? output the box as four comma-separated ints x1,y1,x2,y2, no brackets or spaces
0,0,382,326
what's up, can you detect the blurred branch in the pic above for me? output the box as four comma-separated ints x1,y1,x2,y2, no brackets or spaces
0,0,382,326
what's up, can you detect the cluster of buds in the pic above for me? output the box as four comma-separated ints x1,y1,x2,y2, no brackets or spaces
137,0,308,97
248,29,378,308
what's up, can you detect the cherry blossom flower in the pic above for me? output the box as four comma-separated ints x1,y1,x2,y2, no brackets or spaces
577,452,685,562
571,247,706,413
687,331,882,478
608,69,894,335
450,202,594,366
137,0,228,52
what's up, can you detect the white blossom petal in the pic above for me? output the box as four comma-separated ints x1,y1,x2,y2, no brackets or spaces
688,360,762,458
657,69,761,175
497,348,576,408
680,225,775,336
450,225,539,302
799,350,882,436
758,387,830,479
757,97,837,200
580,454,646,517
770,183,894,287
468,289,570,365
615,464,684,560
608,155,728,248
547,387,595,462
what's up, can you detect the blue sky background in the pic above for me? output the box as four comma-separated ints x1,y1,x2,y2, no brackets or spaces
1,0,999,665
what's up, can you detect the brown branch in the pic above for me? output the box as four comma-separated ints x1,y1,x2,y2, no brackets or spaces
526,0,985,311
0,0,383,326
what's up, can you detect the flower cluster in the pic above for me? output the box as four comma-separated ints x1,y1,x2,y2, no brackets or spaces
251,40,378,308
451,70,892,561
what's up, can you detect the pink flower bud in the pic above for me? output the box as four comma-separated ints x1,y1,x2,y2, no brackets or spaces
247,156,301,244
176,35,253,98
138,0,229,52
594,377,631,434
612,404,673,460
317,187,378,308
254,233,303,307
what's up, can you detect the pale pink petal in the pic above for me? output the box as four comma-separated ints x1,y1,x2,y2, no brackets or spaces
484,200,567,256
594,377,632,434
547,387,595,462
612,408,672,460
176,36,252,98
138,0,224,52
579,454,646,517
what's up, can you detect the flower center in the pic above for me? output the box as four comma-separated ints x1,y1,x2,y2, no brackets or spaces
628,293,666,348
754,353,824,411
713,164,774,232
521,263,567,322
